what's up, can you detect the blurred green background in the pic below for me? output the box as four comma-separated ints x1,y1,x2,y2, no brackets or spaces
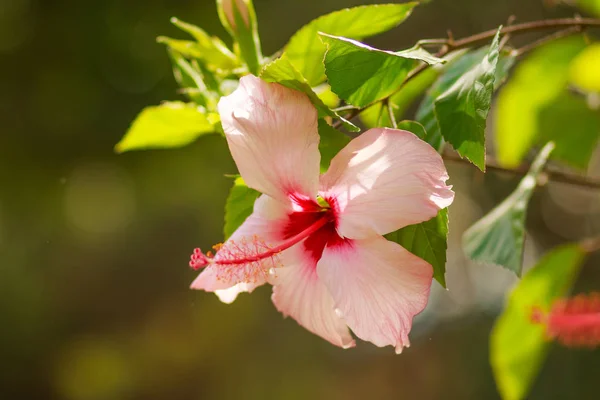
1,0,600,399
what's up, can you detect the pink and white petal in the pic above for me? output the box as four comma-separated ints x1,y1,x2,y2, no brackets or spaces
271,245,355,349
320,128,454,238
215,282,259,304
218,75,321,203
317,235,433,353
190,195,289,301
190,264,234,292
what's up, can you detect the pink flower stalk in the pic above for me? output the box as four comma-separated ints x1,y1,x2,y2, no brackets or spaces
190,75,454,353
531,293,600,348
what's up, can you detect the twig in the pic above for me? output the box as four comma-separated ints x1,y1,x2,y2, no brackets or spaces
450,17,599,48
332,17,600,129
512,26,583,57
442,151,600,190
328,17,600,191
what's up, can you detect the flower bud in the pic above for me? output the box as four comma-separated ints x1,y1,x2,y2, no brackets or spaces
221,0,250,32
216,0,262,75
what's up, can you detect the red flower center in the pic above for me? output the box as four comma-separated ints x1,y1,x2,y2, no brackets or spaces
282,196,345,263
189,196,345,271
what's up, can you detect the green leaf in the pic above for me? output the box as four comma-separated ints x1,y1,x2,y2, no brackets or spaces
260,56,359,131
463,142,555,276
284,3,418,86
538,93,600,169
361,66,440,129
416,51,479,153
415,48,514,153
167,50,214,107
224,176,261,240
397,120,427,140
491,244,586,400
169,17,238,70
577,0,600,16
157,37,205,59
495,35,587,168
318,119,350,172
433,28,502,171
321,34,444,108
396,45,447,64
569,42,600,92
314,84,340,109
386,209,449,287
115,102,216,152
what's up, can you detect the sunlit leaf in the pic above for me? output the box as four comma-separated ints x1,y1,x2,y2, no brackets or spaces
169,17,238,70
569,42,600,92
321,34,444,108
395,45,447,64
397,120,427,140
260,56,359,131
314,84,340,109
361,67,440,129
224,176,261,239
284,3,418,86
115,102,216,152
491,244,586,400
318,119,350,172
415,48,514,153
386,209,449,287
167,50,215,107
577,0,600,16
166,18,239,70
156,37,204,59
463,143,554,276
495,35,586,168
433,28,501,171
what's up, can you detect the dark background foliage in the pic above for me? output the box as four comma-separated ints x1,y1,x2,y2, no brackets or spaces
1,0,599,399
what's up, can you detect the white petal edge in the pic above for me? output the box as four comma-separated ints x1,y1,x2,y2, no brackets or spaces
215,282,257,304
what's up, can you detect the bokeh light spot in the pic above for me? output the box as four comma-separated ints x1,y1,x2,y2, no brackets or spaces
64,163,136,235
0,0,34,53
54,337,134,400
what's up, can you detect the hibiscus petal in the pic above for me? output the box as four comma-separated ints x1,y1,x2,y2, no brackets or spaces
215,283,257,304
218,75,321,203
191,195,289,302
271,245,355,349
317,235,433,353
320,128,454,238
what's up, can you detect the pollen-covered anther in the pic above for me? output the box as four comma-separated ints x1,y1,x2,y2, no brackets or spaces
531,292,600,348
212,243,224,251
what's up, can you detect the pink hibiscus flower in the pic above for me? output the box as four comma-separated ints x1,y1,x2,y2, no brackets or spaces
190,75,454,353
